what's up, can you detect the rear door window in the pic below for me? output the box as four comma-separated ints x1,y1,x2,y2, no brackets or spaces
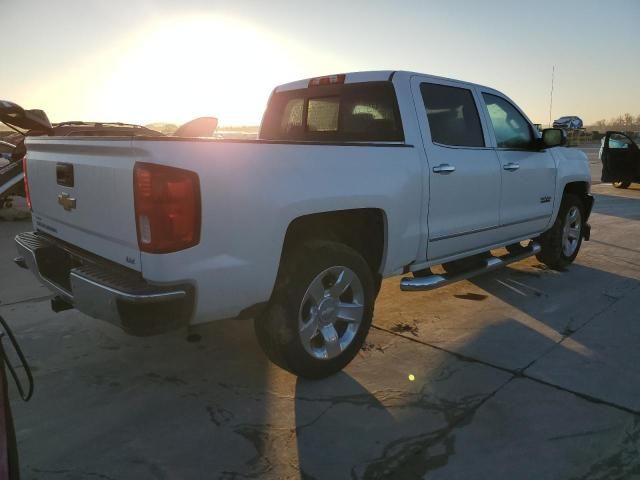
307,97,340,132
279,98,304,137
260,82,404,142
420,83,485,147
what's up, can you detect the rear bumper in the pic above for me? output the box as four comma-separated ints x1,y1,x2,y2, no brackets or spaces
15,232,194,336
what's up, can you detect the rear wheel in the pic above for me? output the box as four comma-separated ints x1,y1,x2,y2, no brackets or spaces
613,181,631,189
536,194,584,270
255,241,374,379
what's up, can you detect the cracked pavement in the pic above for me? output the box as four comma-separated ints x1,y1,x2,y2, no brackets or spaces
0,149,639,479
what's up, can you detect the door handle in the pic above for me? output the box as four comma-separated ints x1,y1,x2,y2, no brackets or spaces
432,164,456,174
503,163,520,171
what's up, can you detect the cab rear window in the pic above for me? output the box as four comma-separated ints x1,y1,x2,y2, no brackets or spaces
260,82,404,142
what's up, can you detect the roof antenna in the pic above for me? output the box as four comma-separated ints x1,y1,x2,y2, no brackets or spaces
548,65,555,127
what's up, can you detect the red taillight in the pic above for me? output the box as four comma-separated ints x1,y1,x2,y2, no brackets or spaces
308,74,346,87
22,156,31,210
133,162,201,253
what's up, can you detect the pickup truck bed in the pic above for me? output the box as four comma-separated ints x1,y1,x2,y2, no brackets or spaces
24,136,423,323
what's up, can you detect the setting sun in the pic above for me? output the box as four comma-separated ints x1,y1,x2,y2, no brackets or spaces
19,14,351,127
96,15,307,126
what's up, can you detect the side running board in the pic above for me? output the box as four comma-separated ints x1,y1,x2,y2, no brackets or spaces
400,242,541,292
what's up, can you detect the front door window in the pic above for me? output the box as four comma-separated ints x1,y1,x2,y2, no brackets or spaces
482,93,534,149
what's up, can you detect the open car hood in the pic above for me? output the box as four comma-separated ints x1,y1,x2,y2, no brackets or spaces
1,99,218,137
0,100,52,132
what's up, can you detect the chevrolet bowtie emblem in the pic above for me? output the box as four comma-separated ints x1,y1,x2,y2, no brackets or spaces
57,192,77,211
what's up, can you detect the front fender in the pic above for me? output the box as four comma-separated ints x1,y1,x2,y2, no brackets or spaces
546,147,591,228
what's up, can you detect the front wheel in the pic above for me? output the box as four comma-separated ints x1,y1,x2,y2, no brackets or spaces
255,241,375,379
536,194,584,270
613,181,631,189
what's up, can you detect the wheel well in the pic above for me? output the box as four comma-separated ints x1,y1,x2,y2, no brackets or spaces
563,181,589,198
281,209,386,277
561,181,594,232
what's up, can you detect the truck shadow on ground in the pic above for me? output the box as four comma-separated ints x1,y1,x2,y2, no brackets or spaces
292,262,640,479
9,313,277,479
9,262,640,480
292,351,511,479
468,261,639,344
294,373,399,478
7,247,640,479
329,264,640,478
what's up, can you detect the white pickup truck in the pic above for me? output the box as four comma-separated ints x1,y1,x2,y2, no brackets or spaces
15,71,593,378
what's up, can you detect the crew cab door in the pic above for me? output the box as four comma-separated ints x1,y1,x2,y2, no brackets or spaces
479,92,556,238
411,77,501,260
600,131,640,183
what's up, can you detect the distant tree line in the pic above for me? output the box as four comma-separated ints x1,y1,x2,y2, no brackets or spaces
588,113,640,132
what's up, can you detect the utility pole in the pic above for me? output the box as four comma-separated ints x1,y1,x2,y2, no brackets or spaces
548,66,555,127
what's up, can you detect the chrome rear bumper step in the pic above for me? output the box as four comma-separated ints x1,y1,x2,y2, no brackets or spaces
14,231,194,336
400,242,541,292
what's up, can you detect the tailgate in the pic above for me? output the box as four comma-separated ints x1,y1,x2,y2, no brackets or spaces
25,137,144,271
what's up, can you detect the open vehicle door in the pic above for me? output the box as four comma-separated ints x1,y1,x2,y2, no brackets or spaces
0,100,52,133
600,131,640,186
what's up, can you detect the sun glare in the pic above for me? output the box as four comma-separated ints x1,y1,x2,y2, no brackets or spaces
86,15,345,127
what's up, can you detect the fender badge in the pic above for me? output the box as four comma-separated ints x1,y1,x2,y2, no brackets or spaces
57,192,77,211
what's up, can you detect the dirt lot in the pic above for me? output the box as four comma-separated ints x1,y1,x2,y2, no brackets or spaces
0,146,639,479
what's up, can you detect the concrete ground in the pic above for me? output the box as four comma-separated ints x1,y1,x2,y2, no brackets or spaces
0,147,638,479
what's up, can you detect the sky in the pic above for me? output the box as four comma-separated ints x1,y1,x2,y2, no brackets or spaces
1,0,638,127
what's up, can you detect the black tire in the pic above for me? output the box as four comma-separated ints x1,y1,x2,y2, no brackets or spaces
255,241,375,379
535,194,584,270
613,181,631,189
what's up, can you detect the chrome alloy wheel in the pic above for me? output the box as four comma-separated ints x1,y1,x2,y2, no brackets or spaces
562,206,582,257
298,266,365,360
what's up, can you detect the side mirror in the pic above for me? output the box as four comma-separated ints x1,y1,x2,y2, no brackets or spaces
541,128,566,148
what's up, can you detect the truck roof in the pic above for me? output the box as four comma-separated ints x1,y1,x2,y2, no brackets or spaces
274,70,497,93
